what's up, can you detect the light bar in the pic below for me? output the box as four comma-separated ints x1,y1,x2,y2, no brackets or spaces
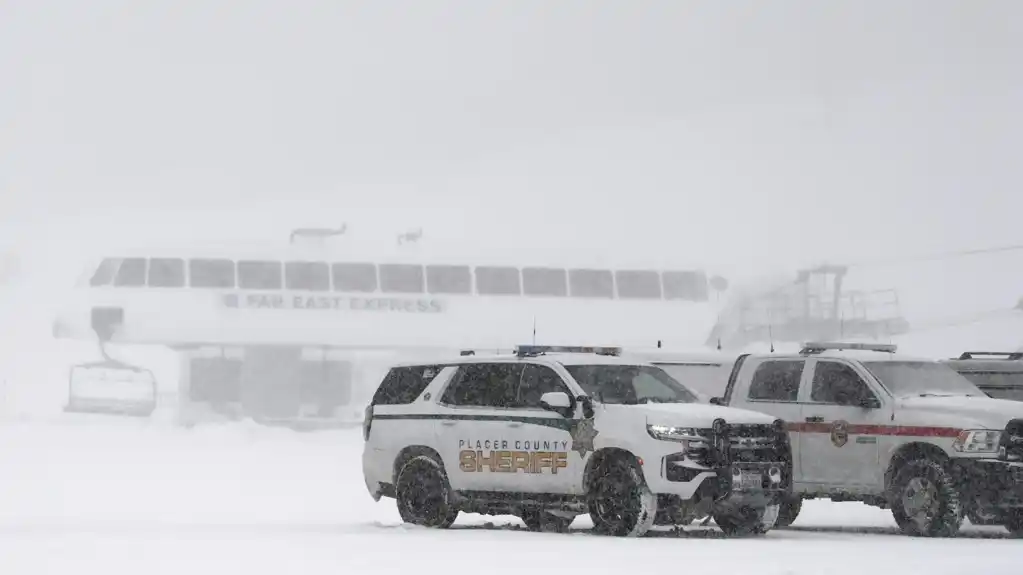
515,345,622,357
801,342,897,354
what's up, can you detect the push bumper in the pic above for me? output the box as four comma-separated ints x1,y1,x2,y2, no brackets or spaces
956,458,1023,510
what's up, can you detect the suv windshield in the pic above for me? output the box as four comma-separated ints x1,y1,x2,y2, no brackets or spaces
863,361,984,398
565,364,698,404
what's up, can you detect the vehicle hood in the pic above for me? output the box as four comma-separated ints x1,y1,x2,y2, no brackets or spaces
897,395,1023,429
636,402,778,428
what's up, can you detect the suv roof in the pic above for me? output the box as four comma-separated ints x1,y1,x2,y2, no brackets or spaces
390,351,648,369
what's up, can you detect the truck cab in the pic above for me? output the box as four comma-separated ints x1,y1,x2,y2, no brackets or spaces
712,341,1023,537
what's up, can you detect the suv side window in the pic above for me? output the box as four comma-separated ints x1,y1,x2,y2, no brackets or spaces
517,364,571,408
371,365,443,405
748,360,803,402
441,363,524,408
811,361,877,406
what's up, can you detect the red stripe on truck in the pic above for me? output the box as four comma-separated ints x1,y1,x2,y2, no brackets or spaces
785,422,961,438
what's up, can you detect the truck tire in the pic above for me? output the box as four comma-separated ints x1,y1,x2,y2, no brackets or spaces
521,510,574,533
588,457,657,537
1003,511,1023,537
395,455,459,528
775,495,803,528
713,504,778,536
889,458,963,537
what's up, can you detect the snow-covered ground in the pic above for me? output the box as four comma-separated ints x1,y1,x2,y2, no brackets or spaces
1,415,1020,575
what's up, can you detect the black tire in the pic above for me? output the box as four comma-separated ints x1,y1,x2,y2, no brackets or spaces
889,458,963,537
775,496,803,528
395,455,459,528
1003,510,1023,537
521,509,574,533
713,504,779,536
588,457,657,537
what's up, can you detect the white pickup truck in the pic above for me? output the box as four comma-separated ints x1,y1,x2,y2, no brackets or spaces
709,341,1023,537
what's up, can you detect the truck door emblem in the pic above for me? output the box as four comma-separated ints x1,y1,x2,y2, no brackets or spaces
569,418,599,457
831,420,850,448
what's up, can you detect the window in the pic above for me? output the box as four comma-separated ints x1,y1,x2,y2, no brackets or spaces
566,364,698,405
662,270,709,302
615,270,662,299
475,266,521,295
522,267,567,297
426,265,471,294
89,258,122,287
379,264,424,293
748,360,803,401
332,263,377,293
147,258,185,288
371,365,444,406
864,361,984,398
113,258,147,287
441,363,524,408
238,261,283,290
811,361,877,406
189,259,235,288
569,269,614,299
958,371,1023,402
517,365,570,408
285,261,329,291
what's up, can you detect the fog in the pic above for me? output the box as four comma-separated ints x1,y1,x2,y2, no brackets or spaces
3,2,1023,342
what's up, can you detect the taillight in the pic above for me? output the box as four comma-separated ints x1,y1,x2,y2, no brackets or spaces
363,405,373,440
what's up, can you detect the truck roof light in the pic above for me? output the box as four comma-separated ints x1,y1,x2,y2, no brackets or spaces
514,345,622,358
800,342,898,355
956,351,1023,361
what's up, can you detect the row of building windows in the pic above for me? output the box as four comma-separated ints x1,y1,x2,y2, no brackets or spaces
89,257,710,301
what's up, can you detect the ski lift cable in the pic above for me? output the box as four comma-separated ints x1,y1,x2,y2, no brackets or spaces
843,243,1023,269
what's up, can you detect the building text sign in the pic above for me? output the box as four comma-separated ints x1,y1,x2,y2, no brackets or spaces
222,292,445,313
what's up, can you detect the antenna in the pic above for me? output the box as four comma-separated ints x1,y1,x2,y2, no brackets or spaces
532,316,537,345
657,340,662,349
716,337,722,351
767,307,775,353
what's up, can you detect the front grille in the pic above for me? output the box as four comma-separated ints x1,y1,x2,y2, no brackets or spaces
694,422,790,466
1002,419,1023,462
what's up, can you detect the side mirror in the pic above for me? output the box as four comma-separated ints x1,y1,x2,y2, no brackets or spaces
539,391,572,413
710,397,724,406
859,396,881,409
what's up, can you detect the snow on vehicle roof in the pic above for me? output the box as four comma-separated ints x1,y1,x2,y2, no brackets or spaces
764,349,937,363
390,351,652,368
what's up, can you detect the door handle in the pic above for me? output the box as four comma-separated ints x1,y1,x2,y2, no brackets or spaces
805,416,824,423
441,421,458,427
507,422,523,428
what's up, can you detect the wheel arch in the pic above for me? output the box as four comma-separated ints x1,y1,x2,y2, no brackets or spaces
884,441,950,492
583,447,647,492
393,445,447,484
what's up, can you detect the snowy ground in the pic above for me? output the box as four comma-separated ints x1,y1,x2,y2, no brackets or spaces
0,415,1020,575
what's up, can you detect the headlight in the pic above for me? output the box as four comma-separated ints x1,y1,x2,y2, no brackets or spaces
647,424,706,443
952,429,1001,454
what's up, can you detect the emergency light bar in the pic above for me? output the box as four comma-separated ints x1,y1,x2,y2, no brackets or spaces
957,351,1023,360
800,342,898,355
514,345,622,358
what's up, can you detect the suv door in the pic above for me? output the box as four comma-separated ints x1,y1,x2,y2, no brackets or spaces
798,359,885,489
512,364,581,494
435,362,524,492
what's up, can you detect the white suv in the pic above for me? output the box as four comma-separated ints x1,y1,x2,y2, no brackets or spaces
361,345,792,537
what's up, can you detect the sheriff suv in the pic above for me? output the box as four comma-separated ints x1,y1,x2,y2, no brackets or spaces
711,341,1023,537
362,345,793,537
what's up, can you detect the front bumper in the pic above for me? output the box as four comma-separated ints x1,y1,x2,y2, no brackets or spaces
644,419,793,506
955,458,1023,510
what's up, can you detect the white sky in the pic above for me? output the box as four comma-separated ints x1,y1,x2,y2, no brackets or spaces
2,1,1023,313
